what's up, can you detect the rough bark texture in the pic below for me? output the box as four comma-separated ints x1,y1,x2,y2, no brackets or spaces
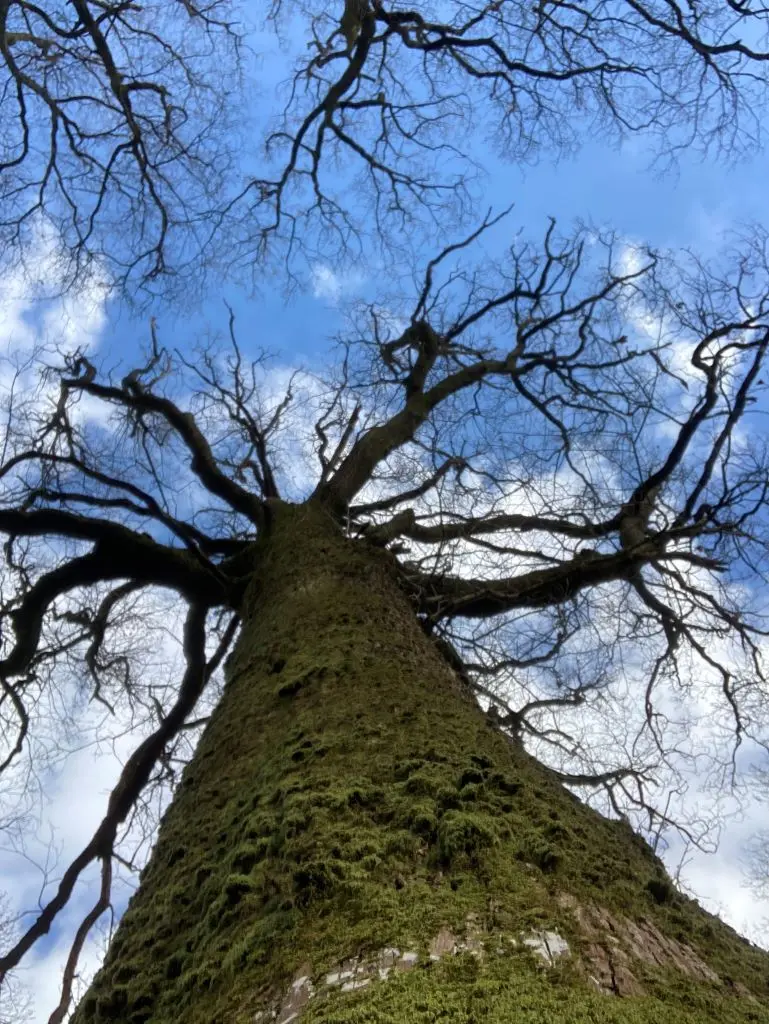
72,501,769,1023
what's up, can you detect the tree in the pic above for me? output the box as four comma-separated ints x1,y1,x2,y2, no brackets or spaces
5,1,769,1021
1,216,769,1020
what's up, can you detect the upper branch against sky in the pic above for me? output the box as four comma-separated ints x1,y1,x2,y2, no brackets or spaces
4,0,769,294
238,0,769,270
0,0,243,295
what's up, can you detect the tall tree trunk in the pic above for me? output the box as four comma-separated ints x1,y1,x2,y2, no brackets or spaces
73,501,769,1024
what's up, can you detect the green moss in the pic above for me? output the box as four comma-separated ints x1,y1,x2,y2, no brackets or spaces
437,810,499,865
402,802,438,837
646,876,677,905
72,502,769,1024
301,953,769,1024
403,765,447,796
516,831,563,874
223,874,259,905
230,840,270,873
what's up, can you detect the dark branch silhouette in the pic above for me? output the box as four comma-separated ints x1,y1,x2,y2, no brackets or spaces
238,0,769,267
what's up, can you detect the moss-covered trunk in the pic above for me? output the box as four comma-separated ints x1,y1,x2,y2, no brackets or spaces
74,501,769,1023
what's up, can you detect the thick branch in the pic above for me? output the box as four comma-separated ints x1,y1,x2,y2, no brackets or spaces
316,348,510,515
61,361,265,527
409,546,668,619
403,511,613,544
0,509,231,605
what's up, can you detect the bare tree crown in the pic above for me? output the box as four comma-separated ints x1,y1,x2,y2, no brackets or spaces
2,219,769,1012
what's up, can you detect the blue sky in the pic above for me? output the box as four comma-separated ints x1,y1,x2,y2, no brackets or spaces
3,10,769,1022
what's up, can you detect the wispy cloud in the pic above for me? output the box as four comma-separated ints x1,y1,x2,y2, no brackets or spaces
0,217,112,443
310,263,365,305
0,217,111,356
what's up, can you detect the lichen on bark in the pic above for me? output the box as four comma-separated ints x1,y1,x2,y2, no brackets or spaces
72,501,769,1024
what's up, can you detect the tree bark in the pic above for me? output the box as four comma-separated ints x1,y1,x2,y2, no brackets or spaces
72,501,769,1024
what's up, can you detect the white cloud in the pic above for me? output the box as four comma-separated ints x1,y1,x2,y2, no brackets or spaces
310,263,365,305
0,216,112,440
0,217,111,357
669,794,769,947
